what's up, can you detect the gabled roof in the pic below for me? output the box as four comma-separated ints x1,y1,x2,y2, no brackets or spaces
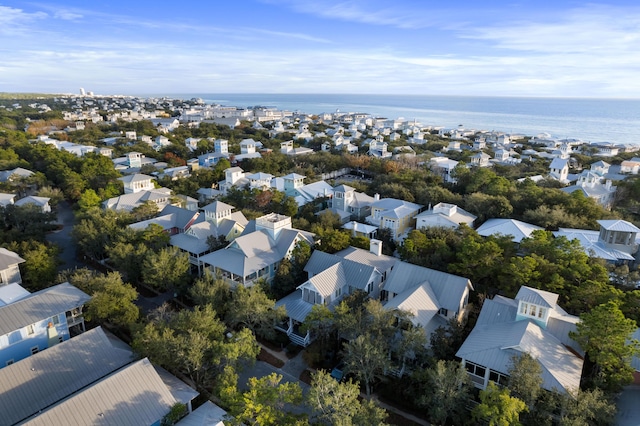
0,247,25,270
0,282,90,336
549,157,569,169
118,173,155,184
597,219,640,233
334,246,397,272
303,263,346,297
456,298,583,394
553,228,635,261
23,358,176,426
384,282,442,332
14,196,50,208
0,327,134,425
515,286,558,308
476,218,543,243
104,187,172,211
383,261,472,314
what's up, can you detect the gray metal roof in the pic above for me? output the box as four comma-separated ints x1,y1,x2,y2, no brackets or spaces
0,247,25,270
305,264,346,297
515,286,558,308
304,250,377,292
597,219,640,233
476,218,543,243
335,246,396,272
384,283,439,329
384,261,472,313
275,290,315,323
457,296,583,393
176,400,226,426
23,358,176,426
0,282,90,336
202,200,235,213
0,327,134,426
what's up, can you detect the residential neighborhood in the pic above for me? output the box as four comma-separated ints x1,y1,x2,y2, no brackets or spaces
0,93,639,425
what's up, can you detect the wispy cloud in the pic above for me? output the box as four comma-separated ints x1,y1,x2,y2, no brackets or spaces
260,0,435,29
0,5,47,34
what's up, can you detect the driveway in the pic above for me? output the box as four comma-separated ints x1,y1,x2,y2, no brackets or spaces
616,385,640,425
46,201,88,272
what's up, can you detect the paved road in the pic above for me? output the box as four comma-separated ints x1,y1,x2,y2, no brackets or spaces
46,201,88,272
616,385,640,426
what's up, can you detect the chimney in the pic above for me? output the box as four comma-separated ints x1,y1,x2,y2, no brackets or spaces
374,193,380,201
370,238,383,256
47,322,60,348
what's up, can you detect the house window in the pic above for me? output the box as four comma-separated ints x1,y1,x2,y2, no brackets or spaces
537,307,546,319
27,324,35,335
52,315,60,325
520,303,528,314
529,305,537,317
489,370,509,387
465,361,486,379
31,346,39,355
6,359,13,366
439,308,448,316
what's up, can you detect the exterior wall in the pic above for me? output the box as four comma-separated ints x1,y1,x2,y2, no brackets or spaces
0,265,22,285
0,313,71,367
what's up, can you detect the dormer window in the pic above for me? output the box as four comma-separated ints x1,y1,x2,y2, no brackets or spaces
519,302,547,320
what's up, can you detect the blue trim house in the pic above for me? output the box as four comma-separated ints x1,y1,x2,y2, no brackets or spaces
0,282,90,368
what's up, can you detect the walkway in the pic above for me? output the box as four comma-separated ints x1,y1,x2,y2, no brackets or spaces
242,343,430,425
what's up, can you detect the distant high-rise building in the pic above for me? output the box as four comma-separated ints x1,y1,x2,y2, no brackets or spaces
79,88,86,96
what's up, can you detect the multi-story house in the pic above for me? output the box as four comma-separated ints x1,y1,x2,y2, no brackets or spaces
0,282,90,367
456,286,583,394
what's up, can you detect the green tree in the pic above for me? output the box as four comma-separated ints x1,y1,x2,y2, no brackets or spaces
429,317,468,361
225,284,287,340
507,353,543,408
342,333,390,396
472,382,527,426
62,269,139,327
132,305,259,388
570,300,640,391
188,271,232,316
421,360,473,426
141,246,191,292
557,387,616,426
306,370,388,426
77,188,102,211
227,373,305,426
7,240,60,290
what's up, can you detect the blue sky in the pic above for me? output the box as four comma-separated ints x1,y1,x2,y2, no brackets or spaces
1,1,639,97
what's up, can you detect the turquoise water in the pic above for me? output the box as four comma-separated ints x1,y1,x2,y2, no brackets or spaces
158,94,640,145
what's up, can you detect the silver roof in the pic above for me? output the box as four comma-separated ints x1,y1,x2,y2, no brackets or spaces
23,358,176,426
0,247,25,270
515,286,558,308
457,297,583,393
0,282,90,336
383,261,472,313
0,327,134,426
176,401,226,426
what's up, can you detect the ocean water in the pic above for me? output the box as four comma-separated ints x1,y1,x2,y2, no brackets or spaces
165,94,640,145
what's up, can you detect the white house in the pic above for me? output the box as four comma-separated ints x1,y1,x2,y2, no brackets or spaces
199,213,314,287
14,196,51,213
415,203,476,230
549,157,570,182
476,218,543,243
0,248,25,288
456,286,583,394
119,174,156,194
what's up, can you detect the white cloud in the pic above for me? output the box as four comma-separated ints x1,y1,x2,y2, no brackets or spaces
0,6,47,34
54,10,83,20
260,0,434,29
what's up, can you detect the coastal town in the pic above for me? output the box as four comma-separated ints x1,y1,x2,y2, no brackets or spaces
1,92,640,425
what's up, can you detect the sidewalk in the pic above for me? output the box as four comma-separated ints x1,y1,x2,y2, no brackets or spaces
256,342,430,425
